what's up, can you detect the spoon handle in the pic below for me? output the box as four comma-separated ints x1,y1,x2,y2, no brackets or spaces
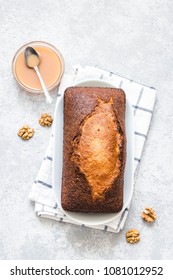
34,66,53,104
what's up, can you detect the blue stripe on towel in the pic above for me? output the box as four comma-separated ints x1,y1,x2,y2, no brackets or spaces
132,105,153,114
36,180,52,189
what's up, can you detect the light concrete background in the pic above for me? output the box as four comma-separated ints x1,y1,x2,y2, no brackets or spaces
0,0,173,260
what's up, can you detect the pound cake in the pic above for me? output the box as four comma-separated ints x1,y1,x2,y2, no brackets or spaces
61,86,126,213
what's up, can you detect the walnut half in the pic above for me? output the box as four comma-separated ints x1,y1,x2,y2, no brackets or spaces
39,113,53,127
126,229,140,244
18,125,34,140
142,207,157,223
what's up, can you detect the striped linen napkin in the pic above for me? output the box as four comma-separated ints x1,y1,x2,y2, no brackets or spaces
28,65,156,233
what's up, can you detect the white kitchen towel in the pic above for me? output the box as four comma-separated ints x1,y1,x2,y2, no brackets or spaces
29,65,156,233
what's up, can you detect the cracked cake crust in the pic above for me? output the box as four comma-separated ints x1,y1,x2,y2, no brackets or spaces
61,86,126,213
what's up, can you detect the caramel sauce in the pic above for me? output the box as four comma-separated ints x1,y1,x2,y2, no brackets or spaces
15,45,62,90
26,54,40,68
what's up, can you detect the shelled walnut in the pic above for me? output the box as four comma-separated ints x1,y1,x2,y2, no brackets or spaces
126,229,140,244
39,113,53,127
18,125,34,140
142,207,157,223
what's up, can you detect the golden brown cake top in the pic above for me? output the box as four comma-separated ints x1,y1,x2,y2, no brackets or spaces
71,97,123,201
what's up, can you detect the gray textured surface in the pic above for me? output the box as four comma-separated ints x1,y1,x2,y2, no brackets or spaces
0,0,173,260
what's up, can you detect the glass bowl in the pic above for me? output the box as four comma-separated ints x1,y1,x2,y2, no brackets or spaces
12,41,64,93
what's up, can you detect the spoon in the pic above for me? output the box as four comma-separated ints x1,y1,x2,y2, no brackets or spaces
24,46,53,104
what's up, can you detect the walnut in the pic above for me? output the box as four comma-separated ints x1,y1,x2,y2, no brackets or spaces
142,207,157,223
126,229,140,244
18,125,34,140
39,113,53,127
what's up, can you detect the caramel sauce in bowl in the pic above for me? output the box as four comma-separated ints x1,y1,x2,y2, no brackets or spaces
12,41,64,93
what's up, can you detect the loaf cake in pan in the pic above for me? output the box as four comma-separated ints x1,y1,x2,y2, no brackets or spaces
61,86,126,213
